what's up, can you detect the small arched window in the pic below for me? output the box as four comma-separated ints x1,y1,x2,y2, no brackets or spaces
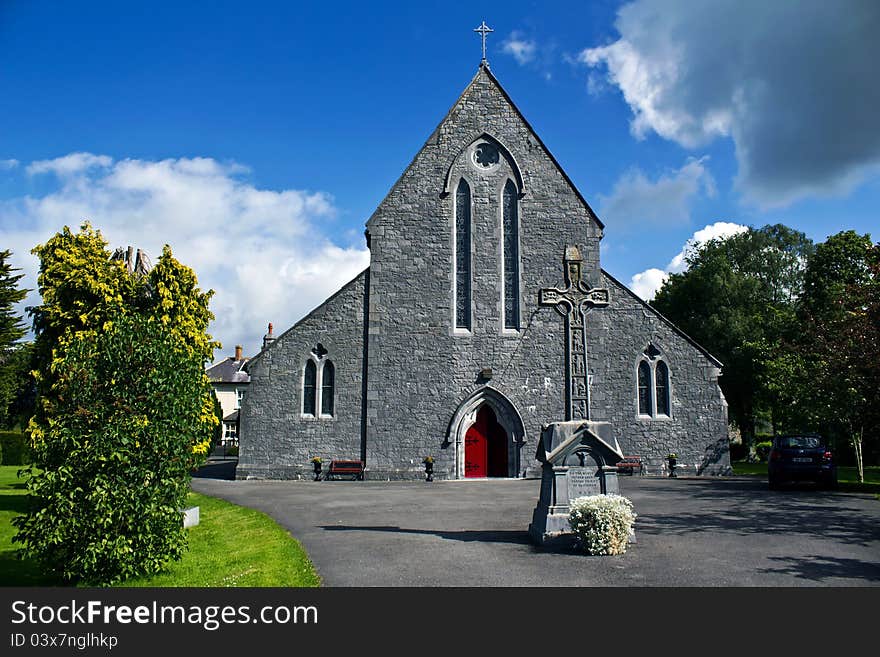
455,178,472,330
502,179,520,329
303,360,317,416
655,361,670,416
637,361,652,416
321,360,335,417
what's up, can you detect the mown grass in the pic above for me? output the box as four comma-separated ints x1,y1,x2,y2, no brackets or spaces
731,461,880,493
0,466,320,587
0,466,59,585
121,492,321,587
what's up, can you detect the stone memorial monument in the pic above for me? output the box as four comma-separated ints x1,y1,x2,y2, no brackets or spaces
528,421,625,546
528,244,626,546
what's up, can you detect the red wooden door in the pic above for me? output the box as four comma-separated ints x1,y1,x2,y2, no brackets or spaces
465,406,508,478
464,412,487,478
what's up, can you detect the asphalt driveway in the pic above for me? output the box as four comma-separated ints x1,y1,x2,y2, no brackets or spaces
191,473,880,587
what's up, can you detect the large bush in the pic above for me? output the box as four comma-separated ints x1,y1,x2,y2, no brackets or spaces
13,315,213,584
568,494,636,556
0,430,32,465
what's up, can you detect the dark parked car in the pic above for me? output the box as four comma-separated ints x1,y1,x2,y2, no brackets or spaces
768,434,838,490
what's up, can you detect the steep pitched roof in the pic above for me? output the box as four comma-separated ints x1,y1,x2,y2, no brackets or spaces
245,267,369,370
206,356,251,383
478,65,605,231
601,269,723,368
366,63,604,232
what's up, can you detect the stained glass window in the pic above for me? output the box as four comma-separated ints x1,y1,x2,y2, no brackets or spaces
503,179,520,329
455,179,472,330
655,361,670,416
303,360,317,416
321,360,335,416
638,360,652,415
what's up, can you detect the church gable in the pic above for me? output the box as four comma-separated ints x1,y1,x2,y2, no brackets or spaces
246,268,369,373
365,65,603,237
363,64,608,344
599,270,722,369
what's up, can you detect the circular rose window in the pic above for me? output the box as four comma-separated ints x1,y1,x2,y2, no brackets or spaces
472,142,500,169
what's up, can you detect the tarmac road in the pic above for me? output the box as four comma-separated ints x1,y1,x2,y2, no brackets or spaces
191,473,880,587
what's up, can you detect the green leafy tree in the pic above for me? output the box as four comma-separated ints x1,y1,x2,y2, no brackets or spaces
13,315,214,583
651,224,813,447
15,222,219,583
26,223,218,458
780,231,879,480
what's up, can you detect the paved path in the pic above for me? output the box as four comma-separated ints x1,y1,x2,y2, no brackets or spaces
191,474,880,587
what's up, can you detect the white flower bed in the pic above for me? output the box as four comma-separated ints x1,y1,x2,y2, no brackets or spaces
568,494,636,555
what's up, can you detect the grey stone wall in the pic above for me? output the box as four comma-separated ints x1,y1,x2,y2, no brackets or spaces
239,65,730,480
237,270,368,479
590,273,730,476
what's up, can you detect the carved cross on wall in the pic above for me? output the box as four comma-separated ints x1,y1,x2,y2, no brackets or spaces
539,246,609,421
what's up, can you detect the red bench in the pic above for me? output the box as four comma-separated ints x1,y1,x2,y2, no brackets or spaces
325,459,365,481
616,456,643,475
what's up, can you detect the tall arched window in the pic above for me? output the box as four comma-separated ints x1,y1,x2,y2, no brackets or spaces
637,360,652,416
455,178,472,330
502,179,520,329
321,360,335,416
655,361,670,416
303,360,317,416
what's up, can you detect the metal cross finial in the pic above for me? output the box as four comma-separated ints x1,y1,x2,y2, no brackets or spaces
474,21,493,64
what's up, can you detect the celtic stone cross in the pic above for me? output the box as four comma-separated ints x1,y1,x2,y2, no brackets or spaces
539,246,609,421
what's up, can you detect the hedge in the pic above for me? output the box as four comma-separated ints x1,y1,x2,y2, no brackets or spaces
0,431,32,465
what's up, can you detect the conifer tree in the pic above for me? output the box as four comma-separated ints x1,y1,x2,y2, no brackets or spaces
0,249,29,428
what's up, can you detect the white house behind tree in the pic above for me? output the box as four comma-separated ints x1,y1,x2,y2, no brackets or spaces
207,345,250,446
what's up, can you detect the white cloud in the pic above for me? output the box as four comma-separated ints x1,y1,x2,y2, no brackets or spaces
665,221,748,274
501,32,537,65
629,221,748,300
27,152,113,177
598,157,715,229
0,159,19,170
630,268,668,301
581,0,880,207
1,153,370,359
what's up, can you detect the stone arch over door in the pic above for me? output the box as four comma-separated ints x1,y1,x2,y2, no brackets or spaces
446,387,527,479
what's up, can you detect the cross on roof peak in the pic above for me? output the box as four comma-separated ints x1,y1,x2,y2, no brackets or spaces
474,21,494,66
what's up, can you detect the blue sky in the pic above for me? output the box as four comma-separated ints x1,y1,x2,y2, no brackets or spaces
1,0,878,358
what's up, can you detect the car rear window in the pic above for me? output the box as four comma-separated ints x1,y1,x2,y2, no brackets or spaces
776,436,822,448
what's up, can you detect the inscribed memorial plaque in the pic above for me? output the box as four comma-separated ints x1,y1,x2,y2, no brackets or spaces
567,466,601,500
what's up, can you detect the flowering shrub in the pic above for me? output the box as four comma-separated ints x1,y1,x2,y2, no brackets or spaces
568,494,636,555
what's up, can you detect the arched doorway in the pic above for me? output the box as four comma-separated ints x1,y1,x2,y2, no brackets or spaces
464,405,509,478
447,387,526,479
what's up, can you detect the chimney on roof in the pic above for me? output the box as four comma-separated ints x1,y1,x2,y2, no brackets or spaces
235,345,243,361
262,322,276,350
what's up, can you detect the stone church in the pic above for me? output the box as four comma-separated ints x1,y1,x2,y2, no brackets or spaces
237,63,730,480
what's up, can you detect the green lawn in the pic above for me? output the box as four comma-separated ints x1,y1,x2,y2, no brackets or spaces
731,461,880,493
0,466,59,585
0,466,320,587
